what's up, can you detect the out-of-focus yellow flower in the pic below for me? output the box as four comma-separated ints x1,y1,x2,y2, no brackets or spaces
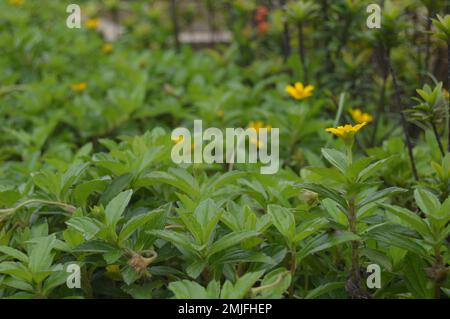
285,82,314,100
172,135,196,150
172,135,184,144
325,122,367,139
217,109,224,118
86,18,100,29
444,89,450,99
102,43,113,54
250,137,265,149
349,108,373,124
106,265,120,273
9,0,24,6
71,82,87,92
248,121,272,133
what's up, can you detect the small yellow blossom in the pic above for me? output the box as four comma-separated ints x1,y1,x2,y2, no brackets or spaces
9,0,24,6
172,135,196,150
172,135,184,144
71,82,87,92
102,43,113,54
106,265,120,273
248,121,272,133
444,89,450,99
250,137,265,149
217,109,224,118
349,108,373,124
285,82,314,100
86,18,100,29
325,122,367,139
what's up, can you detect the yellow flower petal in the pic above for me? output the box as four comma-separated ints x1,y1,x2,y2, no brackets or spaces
286,82,314,100
325,122,366,139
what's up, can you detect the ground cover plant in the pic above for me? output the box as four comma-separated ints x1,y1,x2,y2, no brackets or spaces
0,0,449,299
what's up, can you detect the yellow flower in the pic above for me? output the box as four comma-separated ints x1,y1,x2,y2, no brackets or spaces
349,108,373,124
172,135,184,144
71,82,87,92
248,121,272,133
102,43,113,54
86,18,100,29
106,265,120,273
217,109,224,118
444,89,450,99
250,137,265,149
325,122,367,139
9,0,24,6
285,82,314,100
172,135,196,150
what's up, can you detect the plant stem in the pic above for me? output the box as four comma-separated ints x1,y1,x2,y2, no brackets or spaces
0,199,76,216
251,271,289,297
348,199,360,284
280,0,291,61
371,45,388,146
431,122,445,156
298,22,308,83
425,5,433,73
447,44,450,152
433,244,443,299
169,0,180,51
388,56,419,181
289,248,297,298
346,143,353,164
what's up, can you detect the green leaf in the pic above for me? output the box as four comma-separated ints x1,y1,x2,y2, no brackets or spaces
72,240,117,254
358,187,407,207
0,246,29,263
61,163,89,198
267,205,295,243
403,254,434,299
149,229,200,254
0,262,33,282
368,227,427,256
298,231,359,262
169,280,212,299
3,277,35,292
118,209,164,243
66,217,102,240
105,190,133,229
208,231,259,257
100,174,133,206
297,183,348,210
357,157,393,182
414,188,441,217
220,271,265,299
255,268,291,299
380,203,431,238
294,218,328,242
321,148,348,173
42,269,70,295
304,281,344,299
186,259,207,279
194,199,222,245
28,235,56,277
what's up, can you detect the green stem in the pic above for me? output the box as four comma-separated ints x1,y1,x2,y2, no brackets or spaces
348,199,360,284
346,142,353,164
0,199,76,216
431,122,445,157
288,247,297,298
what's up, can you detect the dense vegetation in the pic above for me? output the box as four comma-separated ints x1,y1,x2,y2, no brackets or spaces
0,0,449,299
